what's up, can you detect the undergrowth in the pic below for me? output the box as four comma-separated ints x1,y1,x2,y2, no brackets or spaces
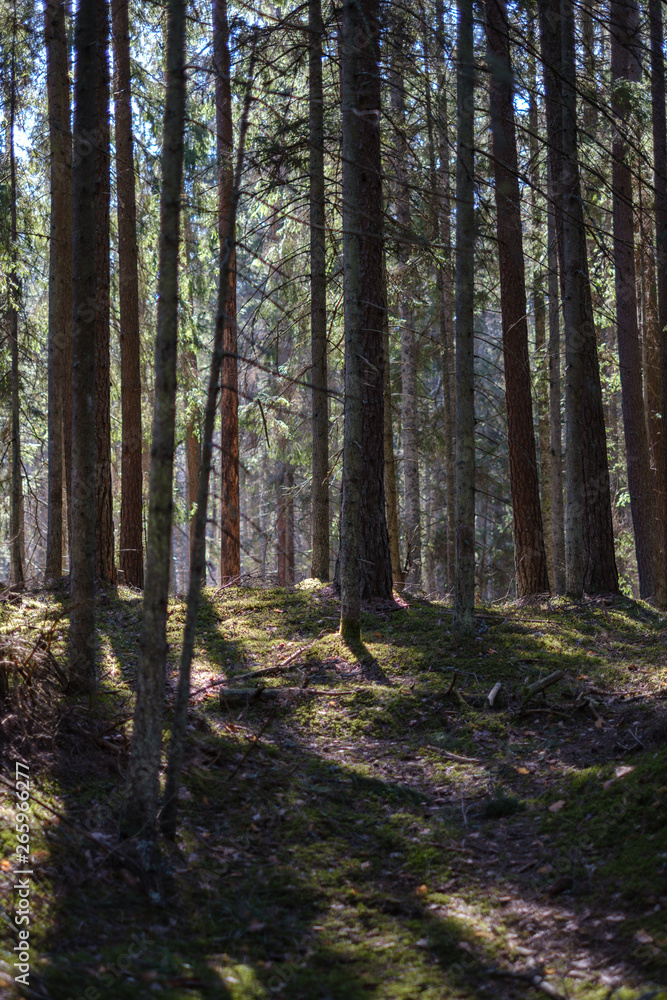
0,583,666,999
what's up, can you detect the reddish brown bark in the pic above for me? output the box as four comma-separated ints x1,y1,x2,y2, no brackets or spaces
650,0,667,599
611,0,657,599
486,0,549,596
214,0,240,584
45,0,72,582
113,0,144,588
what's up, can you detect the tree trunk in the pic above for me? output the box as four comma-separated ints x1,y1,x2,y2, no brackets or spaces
113,0,144,589
547,198,566,593
453,0,476,634
309,0,329,581
638,197,663,583
214,0,240,585
649,0,667,600
70,0,98,686
528,40,554,586
94,0,115,585
9,40,23,588
486,0,549,597
435,0,456,592
539,0,618,596
610,0,657,600
45,0,72,583
383,268,403,589
122,0,187,841
339,0,391,641
276,462,295,585
161,57,255,838
391,31,421,588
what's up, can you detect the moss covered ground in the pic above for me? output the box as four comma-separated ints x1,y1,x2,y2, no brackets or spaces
1,583,667,999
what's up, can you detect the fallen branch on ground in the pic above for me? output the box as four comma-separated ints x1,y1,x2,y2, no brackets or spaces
524,670,564,697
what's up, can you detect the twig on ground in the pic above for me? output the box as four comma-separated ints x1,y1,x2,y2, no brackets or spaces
524,670,565,697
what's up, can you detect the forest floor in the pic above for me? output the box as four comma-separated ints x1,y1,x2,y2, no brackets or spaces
1,582,667,1000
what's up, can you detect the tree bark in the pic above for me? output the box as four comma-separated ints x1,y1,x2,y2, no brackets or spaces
610,0,657,599
8,31,23,588
94,0,115,585
161,56,255,838
539,0,618,596
453,0,476,634
309,0,329,581
486,0,549,597
435,0,456,592
528,40,554,586
547,197,566,593
113,0,144,589
70,0,98,686
339,0,391,641
45,0,72,583
649,0,667,600
214,0,240,585
391,30,421,588
383,265,403,589
122,0,187,841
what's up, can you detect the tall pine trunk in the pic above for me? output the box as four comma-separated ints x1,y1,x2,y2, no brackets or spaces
113,0,144,589
215,0,240,585
122,0,187,841
309,0,329,581
161,53,255,838
610,0,657,599
453,0,475,634
70,0,98,686
339,0,391,641
45,0,72,583
95,0,115,585
383,260,403,588
8,34,23,588
486,0,549,597
391,31,421,587
435,0,456,591
650,0,667,600
539,0,618,596
547,197,566,592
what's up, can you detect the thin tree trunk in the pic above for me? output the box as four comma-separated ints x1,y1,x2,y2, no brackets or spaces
547,198,566,592
45,0,72,583
161,58,255,838
215,0,240,585
435,0,456,592
69,0,98,686
9,44,23,588
638,198,663,575
610,0,657,600
309,0,329,581
649,0,667,600
453,0,475,634
339,0,363,639
391,31,421,587
122,0,187,841
528,40,554,586
486,0,549,597
94,0,115,585
113,0,144,589
383,270,403,589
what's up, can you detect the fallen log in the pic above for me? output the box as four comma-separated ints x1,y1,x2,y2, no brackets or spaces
219,685,375,708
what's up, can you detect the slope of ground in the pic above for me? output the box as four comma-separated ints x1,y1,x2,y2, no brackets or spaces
1,583,667,999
